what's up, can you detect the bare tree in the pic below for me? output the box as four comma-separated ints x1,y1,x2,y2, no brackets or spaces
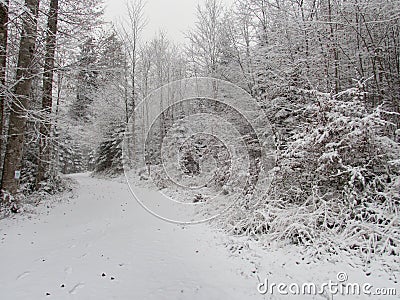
125,0,146,113
118,0,147,163
221,3,257,93
186,0,225,77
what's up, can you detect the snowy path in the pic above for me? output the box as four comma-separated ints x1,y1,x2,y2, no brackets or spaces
1,174,398,300
0,173,263,300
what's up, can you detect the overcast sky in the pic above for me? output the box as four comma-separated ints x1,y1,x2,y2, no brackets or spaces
104,0,235,44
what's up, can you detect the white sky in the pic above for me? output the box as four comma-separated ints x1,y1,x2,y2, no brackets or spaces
104,0,235,44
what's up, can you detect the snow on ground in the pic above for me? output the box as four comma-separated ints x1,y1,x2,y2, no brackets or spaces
0,173,398,299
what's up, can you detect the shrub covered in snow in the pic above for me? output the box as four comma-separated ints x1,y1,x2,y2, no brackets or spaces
222,82,400,263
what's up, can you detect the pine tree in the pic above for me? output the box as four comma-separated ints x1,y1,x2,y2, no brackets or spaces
95,123,125,175
70,38,98,121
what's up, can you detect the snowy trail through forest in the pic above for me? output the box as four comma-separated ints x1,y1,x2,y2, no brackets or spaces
0,173,263,300
1,173,398,300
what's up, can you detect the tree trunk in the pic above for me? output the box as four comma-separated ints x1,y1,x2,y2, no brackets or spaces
0,0,9,181
327,0,339,94
52,68,62,179
123,56,129,124
1,0,39,199
131,49,136,164
36,0,59,188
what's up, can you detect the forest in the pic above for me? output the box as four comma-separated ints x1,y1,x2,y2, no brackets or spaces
0,0,399,267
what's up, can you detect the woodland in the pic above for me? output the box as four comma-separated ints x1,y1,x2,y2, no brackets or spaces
0,0,399,264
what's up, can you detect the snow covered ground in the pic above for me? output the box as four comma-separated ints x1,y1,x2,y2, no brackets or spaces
0,173,398,299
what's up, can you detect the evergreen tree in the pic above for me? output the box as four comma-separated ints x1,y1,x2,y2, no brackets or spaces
70,37,98,121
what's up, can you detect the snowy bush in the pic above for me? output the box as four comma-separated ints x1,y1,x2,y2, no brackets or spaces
147,164,171,189
223,82,400,262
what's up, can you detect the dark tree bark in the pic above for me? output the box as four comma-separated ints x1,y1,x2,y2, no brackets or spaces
1,0,39,199
327,0,339,94
0,0,9,178
36,0,59,188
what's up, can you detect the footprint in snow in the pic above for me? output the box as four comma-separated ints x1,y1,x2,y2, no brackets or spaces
69,283,85,294
16,271,30,280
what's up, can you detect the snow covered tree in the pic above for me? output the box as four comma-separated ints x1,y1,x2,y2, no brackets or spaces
58,133,85,175
36,0,59,188
270,84,399,252
1,0,40,202
227,80,399,259
70,37,99,121
94,122,125,175
90,29,128,175
0,0,8,170
186,0,226,77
